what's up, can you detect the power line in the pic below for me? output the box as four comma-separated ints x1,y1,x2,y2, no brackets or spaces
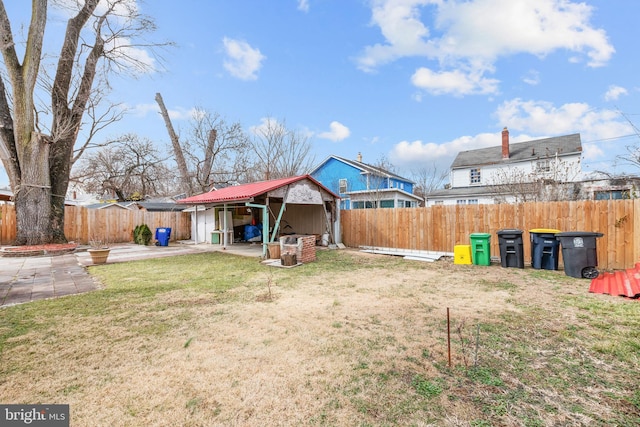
582,134,638,144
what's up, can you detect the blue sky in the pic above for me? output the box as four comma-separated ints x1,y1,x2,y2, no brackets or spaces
1,0,639,188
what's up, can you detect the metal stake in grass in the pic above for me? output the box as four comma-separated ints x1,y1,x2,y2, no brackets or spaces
474,324,480,366
447,307,451,368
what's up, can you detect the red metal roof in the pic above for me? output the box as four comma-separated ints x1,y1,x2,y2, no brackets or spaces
590,264,640,300
177,175,338,205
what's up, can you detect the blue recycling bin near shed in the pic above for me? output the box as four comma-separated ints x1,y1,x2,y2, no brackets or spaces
155,227,171,246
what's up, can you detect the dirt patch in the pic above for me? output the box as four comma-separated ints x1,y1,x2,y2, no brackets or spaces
0,249,635,426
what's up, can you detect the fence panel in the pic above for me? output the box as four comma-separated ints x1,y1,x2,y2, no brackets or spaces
0,204,16,245
341,200,638,271
0,205,191,246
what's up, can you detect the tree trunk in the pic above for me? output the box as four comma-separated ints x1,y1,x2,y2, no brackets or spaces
14,133,53,245
49,137,74,243
155,92,193,195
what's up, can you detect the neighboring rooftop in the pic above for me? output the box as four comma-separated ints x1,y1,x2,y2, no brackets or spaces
452,133,582,169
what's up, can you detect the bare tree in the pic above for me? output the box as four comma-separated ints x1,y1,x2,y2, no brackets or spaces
615,111,640,171
73,134,172,201
488,158,582,203
488,166,543,203
182,108,250,193
247,117,315,181
411,163,448,204
0,0,167,244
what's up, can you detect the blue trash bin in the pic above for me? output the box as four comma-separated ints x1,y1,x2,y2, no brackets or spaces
155,227,171,246
529,228,561,270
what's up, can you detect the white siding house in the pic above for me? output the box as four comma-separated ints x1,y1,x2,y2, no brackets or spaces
426,129,583,206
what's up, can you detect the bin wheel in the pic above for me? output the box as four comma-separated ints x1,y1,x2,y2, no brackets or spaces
582,267,599,279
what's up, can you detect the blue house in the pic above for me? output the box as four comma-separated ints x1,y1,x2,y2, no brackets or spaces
310,153,422,210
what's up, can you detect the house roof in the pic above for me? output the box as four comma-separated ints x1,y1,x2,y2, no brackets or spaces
451,133,582,169
177,175,339,205
136,202,183,212
426,185,509,199
0,188,12,202
346,187,424,201
310,155,415,184
85,202,136,210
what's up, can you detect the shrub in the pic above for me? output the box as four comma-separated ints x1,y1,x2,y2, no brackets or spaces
133,224,153,245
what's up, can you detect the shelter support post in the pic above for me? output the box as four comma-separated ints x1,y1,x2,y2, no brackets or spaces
245,202,269,258
270,202,287,243
194,205,199,244
222,204,229,247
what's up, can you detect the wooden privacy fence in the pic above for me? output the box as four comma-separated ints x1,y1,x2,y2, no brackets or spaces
341,199,640,271
0,204,191,245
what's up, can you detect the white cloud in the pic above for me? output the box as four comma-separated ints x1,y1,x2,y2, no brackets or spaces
52,1,156,75
356,0,435,72
130,103,158,117
318,121,351,142
604,85,628,102
389,98,633,168
389,132,509,166
494,98,628,139
582,143,605,162
522,70,540,86
411,67,499,96
130,103,197,121
358,0,614,95
222,37,266,81
297,0,310,12
105,36,157,74
434,0,613,67
249,117,286,137
494,98,634,164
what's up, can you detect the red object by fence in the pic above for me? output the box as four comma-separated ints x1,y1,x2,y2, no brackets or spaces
589,263,640,300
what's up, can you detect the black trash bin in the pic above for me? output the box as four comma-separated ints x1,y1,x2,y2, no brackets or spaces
496,229,524,268
556,231,603,279
529,228,561,270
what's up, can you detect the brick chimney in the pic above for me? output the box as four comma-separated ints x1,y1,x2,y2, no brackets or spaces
357,152,362,162
501,127,509,159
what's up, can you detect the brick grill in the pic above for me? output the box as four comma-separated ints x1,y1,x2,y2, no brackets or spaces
280,234,316,263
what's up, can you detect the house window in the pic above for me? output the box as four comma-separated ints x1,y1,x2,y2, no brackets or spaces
536,160,551,172
400,183,404,190
353,201,378,209
456,199,467,205
470,168,481,184
468,199,479,204
595,190,627,200
434,201,444,205
339,179,347,194
405,201,413,207
380,200,394,208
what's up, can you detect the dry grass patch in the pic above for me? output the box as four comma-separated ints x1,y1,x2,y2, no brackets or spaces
1,249,638,426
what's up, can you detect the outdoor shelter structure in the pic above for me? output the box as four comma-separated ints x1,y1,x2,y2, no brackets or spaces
177,175,341,257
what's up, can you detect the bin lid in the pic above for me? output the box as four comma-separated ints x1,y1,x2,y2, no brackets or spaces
470,233,492,238
555,231,603,238
497,229,523,235
529,228,561,234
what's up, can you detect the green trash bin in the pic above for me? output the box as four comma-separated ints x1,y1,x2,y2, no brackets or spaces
470,233,491,266
211,231,220,244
